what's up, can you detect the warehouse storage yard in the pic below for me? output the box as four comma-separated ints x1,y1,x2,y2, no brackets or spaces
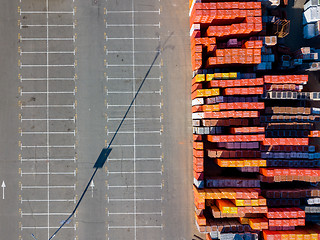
190,0,320,239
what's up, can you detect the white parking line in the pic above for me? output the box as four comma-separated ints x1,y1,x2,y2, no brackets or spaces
20,37,74,41
108,157,162,161
20,64,75,67
106,64,161,67
106,10,160,14
108,198,162,202
106,37,159,40
21,51,75,54
106,23,160,28
132,4,138,236
108,212,162,215
22,212,70,216
21,158,76,162
21,91,75,94
108,225,163,229
21,171,76,176
107,171,162,174
107,130,161,134
21,105,74,108
106,90,160,94
106,77,161,81
21,77,75,81
107,185,162,188
21,118,75,121
107,117,161,122
20,11,74,14
111,144,161,147
107,104,161,108
21,145,75,148
21,226,75,230
21,199,75,203
106,50,159,54
21,185,76,189
21,131,75,135
20,24,74,27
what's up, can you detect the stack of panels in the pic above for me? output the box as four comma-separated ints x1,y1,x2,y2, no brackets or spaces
190,1,263,71
192,70,266,235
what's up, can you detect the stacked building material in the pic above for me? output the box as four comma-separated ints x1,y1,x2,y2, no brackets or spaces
303,0,320,26
190,1,263,70
192,71,267,236
189,1,320,240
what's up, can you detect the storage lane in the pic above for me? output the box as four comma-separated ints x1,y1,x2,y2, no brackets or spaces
105,0,164,239
18,0,77,239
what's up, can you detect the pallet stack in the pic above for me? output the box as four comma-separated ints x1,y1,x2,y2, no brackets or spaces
189,1,320,240
190,1,263,71
192,71,268,239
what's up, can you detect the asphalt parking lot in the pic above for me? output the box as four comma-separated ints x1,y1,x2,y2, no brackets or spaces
0,0,195,239
104,0,164,239
18,0,76,239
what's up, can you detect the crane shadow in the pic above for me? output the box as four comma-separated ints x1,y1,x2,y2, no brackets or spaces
43,32,174,240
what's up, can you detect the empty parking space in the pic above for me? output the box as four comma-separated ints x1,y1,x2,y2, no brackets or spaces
49,40,75,52
106,53,134,66
105,135,135,146
105,27,132,39
21,120,47,131
48,54,74,65
107,147,135,159
49,26,74,38
108,201,135,213
135,188,162,199
136,200,162,212
106,13,132,25
106,108,135,119
137,228,162,238
135,160,162,171
108,175,135,187
107,188,135,199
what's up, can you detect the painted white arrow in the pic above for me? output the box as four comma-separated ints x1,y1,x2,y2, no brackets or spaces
90,180,95,198
1,181,6,200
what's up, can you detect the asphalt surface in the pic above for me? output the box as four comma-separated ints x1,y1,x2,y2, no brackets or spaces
1,0,195,240
0,1,20,240
76,0,195,239
17,0,77,239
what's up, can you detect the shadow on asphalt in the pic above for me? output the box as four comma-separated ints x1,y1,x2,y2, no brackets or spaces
39,33,174,240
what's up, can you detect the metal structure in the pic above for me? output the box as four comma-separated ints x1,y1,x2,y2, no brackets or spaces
274,19,290,38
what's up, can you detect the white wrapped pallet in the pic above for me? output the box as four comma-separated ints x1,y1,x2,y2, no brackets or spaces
192,98,204,106
190,23,200,37
192,112,204,119
313,48,320,59
258,0,280,8
304,23,316,39
303,6,320,24
304,0,320,11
